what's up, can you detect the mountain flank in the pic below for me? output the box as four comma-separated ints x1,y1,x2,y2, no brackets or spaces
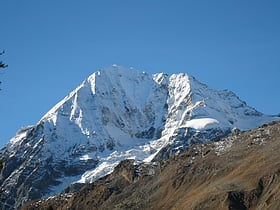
22,120,280,210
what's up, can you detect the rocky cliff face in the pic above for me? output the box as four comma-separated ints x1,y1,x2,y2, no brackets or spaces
0,65,278,209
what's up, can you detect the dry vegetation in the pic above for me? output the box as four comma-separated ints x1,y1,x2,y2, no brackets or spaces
22,121,280,210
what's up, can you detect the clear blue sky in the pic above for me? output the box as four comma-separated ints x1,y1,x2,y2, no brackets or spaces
0,0,279,148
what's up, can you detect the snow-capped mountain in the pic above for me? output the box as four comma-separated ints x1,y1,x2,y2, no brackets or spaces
0,65,278,209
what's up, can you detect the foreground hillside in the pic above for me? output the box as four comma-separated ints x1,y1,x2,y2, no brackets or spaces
23,120,280,210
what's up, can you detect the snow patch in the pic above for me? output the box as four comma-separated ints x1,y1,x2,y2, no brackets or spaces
182,118,220,130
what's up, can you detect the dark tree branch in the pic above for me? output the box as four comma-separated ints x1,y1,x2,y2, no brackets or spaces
0,61,8,68
0,50,7,90
0,50,7,68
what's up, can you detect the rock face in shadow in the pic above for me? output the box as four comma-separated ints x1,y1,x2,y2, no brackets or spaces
22,121,280,210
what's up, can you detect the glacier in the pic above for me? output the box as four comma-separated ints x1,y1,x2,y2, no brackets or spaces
0,65,278,209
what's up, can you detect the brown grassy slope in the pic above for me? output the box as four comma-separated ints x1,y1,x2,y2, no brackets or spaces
22,121,280,210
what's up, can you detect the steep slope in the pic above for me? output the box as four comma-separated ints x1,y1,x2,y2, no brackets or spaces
23,121,280,210
0,65,278,209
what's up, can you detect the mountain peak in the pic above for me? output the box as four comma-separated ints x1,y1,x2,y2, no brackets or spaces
0,66,278,209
